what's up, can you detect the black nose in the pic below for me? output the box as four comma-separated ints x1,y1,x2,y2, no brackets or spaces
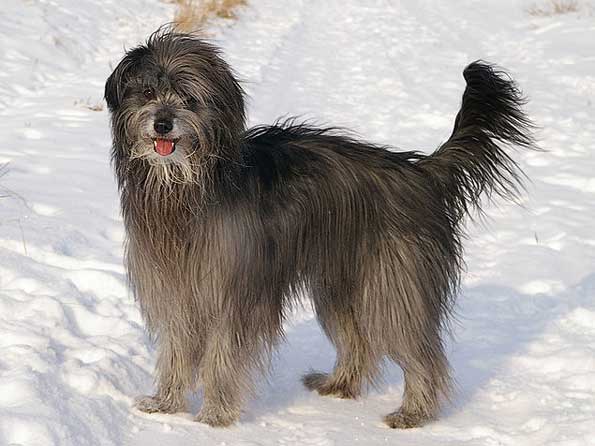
154,118,173,135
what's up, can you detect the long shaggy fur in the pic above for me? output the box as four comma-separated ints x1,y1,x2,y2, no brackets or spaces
105,30,534,428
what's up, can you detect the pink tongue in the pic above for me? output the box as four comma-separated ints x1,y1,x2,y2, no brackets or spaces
155,138,174,156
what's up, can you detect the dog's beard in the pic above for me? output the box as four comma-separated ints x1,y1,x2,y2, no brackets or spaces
130,138,203,186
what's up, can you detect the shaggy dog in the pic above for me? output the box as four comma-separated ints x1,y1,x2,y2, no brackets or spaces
105,30,533,428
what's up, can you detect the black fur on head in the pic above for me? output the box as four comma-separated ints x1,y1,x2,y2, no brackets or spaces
105,29,245,189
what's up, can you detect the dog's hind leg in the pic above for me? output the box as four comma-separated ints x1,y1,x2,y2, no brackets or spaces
303,307,380,400
381,266,453,428
362,239,454,428
384,346,452,428
135,333,192,414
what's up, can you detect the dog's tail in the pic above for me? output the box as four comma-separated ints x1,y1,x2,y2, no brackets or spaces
420,61,535,221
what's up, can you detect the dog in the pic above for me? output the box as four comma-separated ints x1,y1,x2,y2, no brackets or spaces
105,30,534,429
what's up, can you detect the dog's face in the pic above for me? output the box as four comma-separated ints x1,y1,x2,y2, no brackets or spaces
105,32,246,184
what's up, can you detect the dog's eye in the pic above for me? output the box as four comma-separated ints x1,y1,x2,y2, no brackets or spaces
143,88,155,100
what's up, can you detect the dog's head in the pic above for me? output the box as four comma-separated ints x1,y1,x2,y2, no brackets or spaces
105,30,246,184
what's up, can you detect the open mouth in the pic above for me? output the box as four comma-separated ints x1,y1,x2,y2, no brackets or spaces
153,138,177,156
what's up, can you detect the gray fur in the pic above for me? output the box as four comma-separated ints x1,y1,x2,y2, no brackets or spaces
105,30,534,428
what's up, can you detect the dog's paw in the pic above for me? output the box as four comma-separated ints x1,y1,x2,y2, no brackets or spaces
302,371,329,392
383,410,427,429
134,395,180,414
195,406,239,428
302,371,359,399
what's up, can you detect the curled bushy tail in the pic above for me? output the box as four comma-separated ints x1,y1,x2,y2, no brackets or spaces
421,61,535,221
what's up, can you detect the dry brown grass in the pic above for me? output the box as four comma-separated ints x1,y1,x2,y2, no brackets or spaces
74,98,104,112
166,0,247,31
528,0,580,16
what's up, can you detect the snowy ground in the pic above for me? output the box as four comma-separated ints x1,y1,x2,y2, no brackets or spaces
1,0,594,445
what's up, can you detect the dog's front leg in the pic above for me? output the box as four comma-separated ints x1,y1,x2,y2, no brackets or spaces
135,333,192,414
196,329,253,427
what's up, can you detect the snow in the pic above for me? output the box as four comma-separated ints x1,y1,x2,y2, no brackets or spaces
1,0,594,445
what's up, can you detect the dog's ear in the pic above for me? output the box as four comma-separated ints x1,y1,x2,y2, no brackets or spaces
105,47,147,112
105,60,130,112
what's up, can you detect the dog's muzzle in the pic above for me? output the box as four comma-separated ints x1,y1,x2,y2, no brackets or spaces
152,118,176,156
